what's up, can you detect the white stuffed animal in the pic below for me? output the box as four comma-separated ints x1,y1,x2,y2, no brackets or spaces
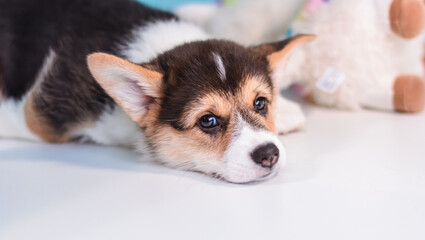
189,0,425,115
282,0,425,113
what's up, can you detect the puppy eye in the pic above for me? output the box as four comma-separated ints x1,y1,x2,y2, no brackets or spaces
199,114,217,128
197,114,221,134
254,97,267,111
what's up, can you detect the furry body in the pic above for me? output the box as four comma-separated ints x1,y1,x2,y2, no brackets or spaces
0,0,175,143
0,0,312,183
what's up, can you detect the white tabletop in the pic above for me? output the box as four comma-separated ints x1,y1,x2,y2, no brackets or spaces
1,105,424,240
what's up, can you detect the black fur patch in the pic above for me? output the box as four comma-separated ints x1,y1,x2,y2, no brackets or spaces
0,0,175,100
154,40,273,130
0,56,4,96
0,0,175,135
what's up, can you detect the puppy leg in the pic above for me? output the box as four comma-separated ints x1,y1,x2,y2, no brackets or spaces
0,60,39,141
0,91,70,143
0,96,41,142
275,95,306,135
23,91,72,143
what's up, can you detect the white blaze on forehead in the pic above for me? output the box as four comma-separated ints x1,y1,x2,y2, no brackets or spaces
212,52,226,81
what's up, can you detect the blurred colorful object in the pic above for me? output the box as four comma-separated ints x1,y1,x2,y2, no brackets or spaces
137,0,226,11
223,0,237,4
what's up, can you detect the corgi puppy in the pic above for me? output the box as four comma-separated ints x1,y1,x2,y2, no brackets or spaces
0,0,314,183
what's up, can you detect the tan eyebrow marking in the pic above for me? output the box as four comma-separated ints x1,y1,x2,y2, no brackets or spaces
181,92,233,129
240,76,273,106
238,76,276,132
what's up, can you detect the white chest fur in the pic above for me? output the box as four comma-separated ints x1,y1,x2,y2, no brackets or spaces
72,107,142,147
120,20,210,63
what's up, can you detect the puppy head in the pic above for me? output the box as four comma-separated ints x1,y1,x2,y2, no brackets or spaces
87,35,314,183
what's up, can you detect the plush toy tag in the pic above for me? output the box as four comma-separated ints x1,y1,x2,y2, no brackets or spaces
315,67,345,94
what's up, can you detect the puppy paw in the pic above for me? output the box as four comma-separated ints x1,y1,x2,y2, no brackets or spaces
275,96,306,135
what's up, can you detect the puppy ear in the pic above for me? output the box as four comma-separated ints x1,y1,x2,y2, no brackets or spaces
87,53,162,123
251,34,316,81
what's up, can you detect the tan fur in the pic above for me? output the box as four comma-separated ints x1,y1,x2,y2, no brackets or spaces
268,88,278,133
84,44,306,165
87,53,237,166
181,92,233,129
85,48,286,171
240,77,273,105
24,74,99,143
268,35,316,74
141,102,235,166
88,53,162,96
87,53,163,123
238,76,276,132
24,94,70,143
138,75,278,166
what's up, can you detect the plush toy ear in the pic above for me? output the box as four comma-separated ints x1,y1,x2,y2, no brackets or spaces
87,53,163,123
251,34,316,82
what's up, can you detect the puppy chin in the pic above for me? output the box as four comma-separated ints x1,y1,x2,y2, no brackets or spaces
222,163,281,184
140,128,286,184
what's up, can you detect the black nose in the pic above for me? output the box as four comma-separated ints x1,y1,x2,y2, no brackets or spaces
251,143,279,168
